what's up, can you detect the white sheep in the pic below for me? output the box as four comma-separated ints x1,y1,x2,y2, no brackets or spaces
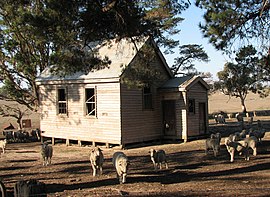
41,142,53,166
224,137,249,162
112,152,129,184
149,149,168,171
205,138,220,157
0,139,7,154
89,147,104,177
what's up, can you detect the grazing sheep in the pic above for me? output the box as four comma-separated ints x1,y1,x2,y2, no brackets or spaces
41,142,53,166
112,152,129,184
224,137,249,162
0,180,6,197
215,114,226,124
228,133,240,142
249,129,265,142
0,139,7,154
89,147,104,177
205,138,220,157
244,136,258,156
149,149,168,170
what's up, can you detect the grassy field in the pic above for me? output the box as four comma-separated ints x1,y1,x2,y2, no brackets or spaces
0,91,270,131
208,91,270,113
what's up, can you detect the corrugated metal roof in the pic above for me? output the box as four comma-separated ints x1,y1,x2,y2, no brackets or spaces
160,75,193,88
37,37,148,82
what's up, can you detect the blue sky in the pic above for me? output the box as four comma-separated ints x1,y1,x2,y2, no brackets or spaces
163,3,230,79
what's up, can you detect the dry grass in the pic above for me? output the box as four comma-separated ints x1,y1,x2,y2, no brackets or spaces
208,91,270,113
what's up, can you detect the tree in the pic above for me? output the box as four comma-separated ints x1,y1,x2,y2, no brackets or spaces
0,103,32,130
171,44,209,76
0,0,190,111
195,0,270,53
214,45,266,113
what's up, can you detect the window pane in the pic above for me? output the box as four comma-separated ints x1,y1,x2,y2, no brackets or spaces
58,89,66,101
143,86,153,109
57,88,67,114
85,88,96,116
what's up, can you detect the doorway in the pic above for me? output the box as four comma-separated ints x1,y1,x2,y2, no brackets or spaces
199,102,207,135
162,100,176,136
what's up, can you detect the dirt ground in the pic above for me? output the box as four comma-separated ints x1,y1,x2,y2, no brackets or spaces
1,120,270,197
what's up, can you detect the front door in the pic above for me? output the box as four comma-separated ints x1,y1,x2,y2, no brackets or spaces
162,100,176,136
199,102,207,134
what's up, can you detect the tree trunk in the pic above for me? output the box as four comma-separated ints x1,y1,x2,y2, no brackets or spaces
240,97,247,114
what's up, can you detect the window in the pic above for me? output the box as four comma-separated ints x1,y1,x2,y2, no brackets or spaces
85,88,96,116
188,98,195,113
143,86,153,109
57,88,67,114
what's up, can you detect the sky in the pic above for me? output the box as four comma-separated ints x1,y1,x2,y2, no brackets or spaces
163,3,230,80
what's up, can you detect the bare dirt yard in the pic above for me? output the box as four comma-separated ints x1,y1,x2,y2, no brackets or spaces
1,119,270,197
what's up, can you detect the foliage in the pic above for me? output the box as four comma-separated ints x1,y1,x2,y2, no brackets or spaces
0,0,190,111
214,45,267,113
0,103,31,129
195,0,270,54
171,44,209,76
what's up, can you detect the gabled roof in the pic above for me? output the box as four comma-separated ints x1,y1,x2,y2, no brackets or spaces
36,37,172,83
160,75,210,91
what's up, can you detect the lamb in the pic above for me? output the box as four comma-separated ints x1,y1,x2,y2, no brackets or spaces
89,147,104,177
224,137,249,162
40,142,53,166
205,138,220,157
112,152,129,184
0,139,7,154
149,149,168,170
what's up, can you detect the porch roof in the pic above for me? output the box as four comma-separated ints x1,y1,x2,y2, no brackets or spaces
160,75,210,91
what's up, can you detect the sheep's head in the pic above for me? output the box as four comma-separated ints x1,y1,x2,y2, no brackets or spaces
118,159,129,173
149,149,156,157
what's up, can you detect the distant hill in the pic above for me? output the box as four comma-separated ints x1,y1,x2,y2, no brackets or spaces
208,91,270,114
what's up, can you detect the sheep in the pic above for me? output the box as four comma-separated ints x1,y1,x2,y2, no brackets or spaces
228,133,240,142
224,137,249,162
244,136,258,156
112,152,129,184
205,138,220,157
0,180,6,197
40,142,53,166
239,129,247,139
0,139,7,154
210,132,221,143
149,149,168,170
249,129,265,142
236,113,244,122
89,147,104,177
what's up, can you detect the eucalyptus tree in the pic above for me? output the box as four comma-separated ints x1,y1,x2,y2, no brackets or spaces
214,45,266,113
0,0,190,111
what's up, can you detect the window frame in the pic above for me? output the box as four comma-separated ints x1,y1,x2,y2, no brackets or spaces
85,87,97,117
57,87,68,115
143,85,153,110
188,98,196,114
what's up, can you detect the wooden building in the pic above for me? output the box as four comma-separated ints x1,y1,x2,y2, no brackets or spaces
36,37,210,147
